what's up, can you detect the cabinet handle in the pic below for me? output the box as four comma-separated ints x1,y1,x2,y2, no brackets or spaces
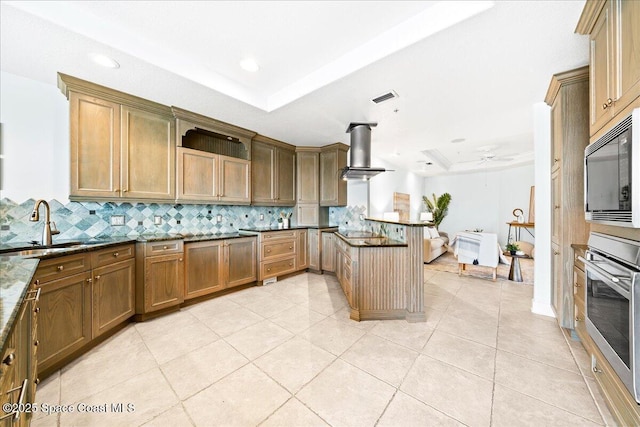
123,189,128,193
86,278,92,283
267,268,271,272
179,258,183,262
554,251,560,255
575,282,582,288
57,265,64,271
34,279,40,286
575,316,583,322
34,340,39,347
2,353,15,366
593,366,602,373
554,205,560,209
34,307,40,314
267,249,271,253
289,246,293,250
34,378,40,385
0,379,28,422
602,98,613,110
114,189,119,192
554,158,559,163
289,263,293,266
113,252,119,257
95,275,101,280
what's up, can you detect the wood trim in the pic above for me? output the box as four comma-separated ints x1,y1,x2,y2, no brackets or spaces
171,106,256,139
544,66,590,106
57,73,172,117
575,0,608,34
320,142,349,152
252,134,296,150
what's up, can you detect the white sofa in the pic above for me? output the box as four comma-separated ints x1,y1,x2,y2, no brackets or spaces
423,227,449,263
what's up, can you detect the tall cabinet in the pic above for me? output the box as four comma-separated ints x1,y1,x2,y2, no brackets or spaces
544,67,590,330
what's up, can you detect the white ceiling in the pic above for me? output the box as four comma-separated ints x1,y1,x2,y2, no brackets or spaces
0,0,589,176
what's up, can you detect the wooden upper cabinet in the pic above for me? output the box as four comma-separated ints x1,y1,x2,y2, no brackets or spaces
616,0,640,115
121,105,175,200
61,74,176,202
69,92,120,198
320,144,348,206
251,136,296,206
296,150,320,203
176,147,250,204
277,148,296,205
578,0,640,136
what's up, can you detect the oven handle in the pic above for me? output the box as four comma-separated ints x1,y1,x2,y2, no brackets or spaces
578,256,620,283
579,255,631,298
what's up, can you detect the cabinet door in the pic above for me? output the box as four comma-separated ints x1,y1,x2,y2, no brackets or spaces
321,232,336,272
121,106,175,200
296,151,319,203
226,237,257,288
297,229,308,269
551,170,561,244
92,259,135,338
320,148,347,206
296,204,319,227
590,3,614,135
144,254,184,312
276,148,296,205
552,242,562,316
252,141,276,204
69,92,120,199
308,229,320,270
219,155,251,204
615,0,640,114
551,101,562,171
37,272,92,373
176,147,218,201
184,241,224,300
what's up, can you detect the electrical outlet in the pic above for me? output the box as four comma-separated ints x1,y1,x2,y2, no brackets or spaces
154,215,162,225
216,214,222,223
110,215,125,226
259,214,264,221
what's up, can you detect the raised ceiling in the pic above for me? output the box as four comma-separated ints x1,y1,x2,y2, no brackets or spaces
0,1,588,176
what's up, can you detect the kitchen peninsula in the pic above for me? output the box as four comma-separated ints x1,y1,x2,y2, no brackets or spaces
334,218,426,322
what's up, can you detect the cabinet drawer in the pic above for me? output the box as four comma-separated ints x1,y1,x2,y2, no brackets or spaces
261,257,296,279
91,244,134,268
144,240,184,256
262,240,296,260
33,253,90,284
261,230,297,241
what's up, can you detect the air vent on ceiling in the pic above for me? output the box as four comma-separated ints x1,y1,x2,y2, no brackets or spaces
371,90,398,104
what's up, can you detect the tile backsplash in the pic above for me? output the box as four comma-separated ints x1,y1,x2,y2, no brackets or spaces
0,198,367,244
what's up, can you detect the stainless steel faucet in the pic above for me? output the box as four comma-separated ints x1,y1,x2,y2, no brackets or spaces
30,199,60,246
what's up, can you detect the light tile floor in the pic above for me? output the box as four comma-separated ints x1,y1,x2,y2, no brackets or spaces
32,269,616,427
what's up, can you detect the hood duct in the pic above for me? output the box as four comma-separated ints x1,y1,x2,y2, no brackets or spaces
340,122,386,180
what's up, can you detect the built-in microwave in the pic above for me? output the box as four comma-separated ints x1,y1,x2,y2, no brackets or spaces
585,108,640,228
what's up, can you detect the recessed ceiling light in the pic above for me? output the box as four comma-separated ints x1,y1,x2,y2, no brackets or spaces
90,53,120,69
240,58,259,72
451,138,466,144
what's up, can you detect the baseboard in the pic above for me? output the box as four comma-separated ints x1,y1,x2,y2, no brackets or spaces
530,299,556,318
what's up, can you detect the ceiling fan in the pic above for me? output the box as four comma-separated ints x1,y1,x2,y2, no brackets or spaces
477,152,514,165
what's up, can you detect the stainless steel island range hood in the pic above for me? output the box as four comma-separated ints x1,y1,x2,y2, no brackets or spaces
340,122,387,180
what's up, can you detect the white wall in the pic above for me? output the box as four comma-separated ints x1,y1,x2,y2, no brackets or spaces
423,163,535,246
368,156,424,221
532,102,553,317
1,71,70,203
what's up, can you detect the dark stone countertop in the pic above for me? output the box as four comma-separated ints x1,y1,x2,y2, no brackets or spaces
239,226,309,232
335,232,407,248
182,233,255,243
365,218,428,227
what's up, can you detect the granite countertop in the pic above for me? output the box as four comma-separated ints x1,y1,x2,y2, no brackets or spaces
0,256,39,352
366,217,428,227
182,233,252,243
239,226,309,232
335,232,407,248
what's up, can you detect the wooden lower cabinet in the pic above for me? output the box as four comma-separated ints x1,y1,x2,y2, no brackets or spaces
92,258,135,338
37,271,92,373
297,229,308,269
0,286,38,427
184,237,257,300
308,229,320,271
226,237,257,288
144,254,184,312
321,232,336,272
184,241,224,299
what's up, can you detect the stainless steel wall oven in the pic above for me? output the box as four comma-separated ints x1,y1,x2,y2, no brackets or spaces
581,232,640,403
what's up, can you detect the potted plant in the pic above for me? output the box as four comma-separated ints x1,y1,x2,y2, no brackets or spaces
506,242,520,255
422,193,452,229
